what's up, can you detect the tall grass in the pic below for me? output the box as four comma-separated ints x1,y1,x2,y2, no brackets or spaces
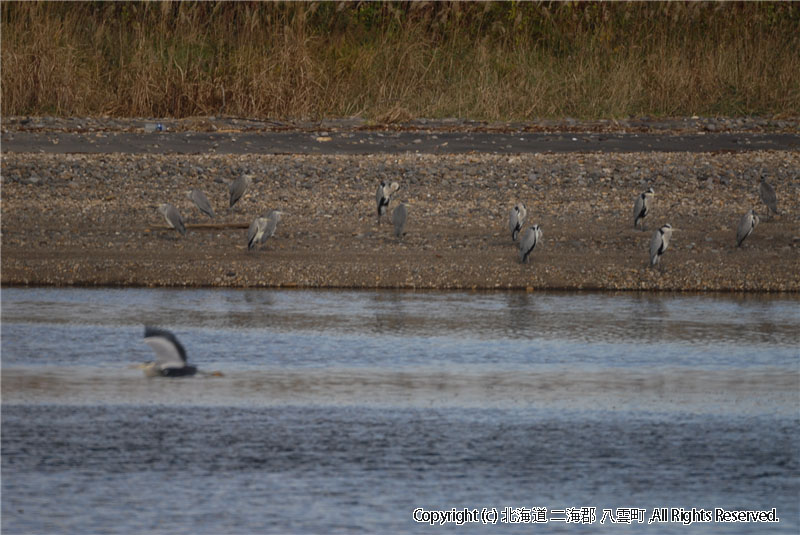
2,1,798,120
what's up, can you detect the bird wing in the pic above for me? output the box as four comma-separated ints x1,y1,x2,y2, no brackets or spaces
649,230,662,262
759,182,778,211
661,230,671,252
376,184,385,207
166,205,186,235
517,204,527,221
262,215,279,242
248,218,265,248
230,177,248,207
392,204,407,235
247,218,258,244
519,227,536,255
229,187,239,207
508,207,518,234
633,194,644,220
143,327,187,368
392,204,407,224
191,190,215,218
736,212,753,245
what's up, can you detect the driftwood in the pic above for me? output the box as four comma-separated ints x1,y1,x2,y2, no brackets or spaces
147,222,249,231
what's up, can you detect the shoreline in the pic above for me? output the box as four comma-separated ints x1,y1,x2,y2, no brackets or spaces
3,283,799,296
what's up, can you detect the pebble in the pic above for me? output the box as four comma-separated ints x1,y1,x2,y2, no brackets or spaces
1,132,799,291
2,115,800,135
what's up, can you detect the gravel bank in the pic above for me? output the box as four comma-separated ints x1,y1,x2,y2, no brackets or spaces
3,115,799,134
2,149,799,291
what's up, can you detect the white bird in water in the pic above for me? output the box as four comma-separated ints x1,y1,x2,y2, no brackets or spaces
247,210,283,250
187,189,215,218
736,209,759,248
758,173,778,219
158,203,186,236
376,181,400,224
518,224,542,264
649,224,674,267
633,187,655,230
141,326,197,377
229,175,253,209
509,202,527,241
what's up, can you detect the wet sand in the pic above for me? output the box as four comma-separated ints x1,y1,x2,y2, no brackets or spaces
1,118,799,291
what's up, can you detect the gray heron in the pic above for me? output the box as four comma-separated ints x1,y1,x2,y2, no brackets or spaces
649,224,674,267
187,189,215,218
229,175,253,209
247,210,283,250
736,209,759,247
392,203,408,238
247,216,268,250
758,173,778,218
376,181,400,224
142,326,197,377
509,202,527,241
158,203,186,236
633,187,655,230
519,224,542,264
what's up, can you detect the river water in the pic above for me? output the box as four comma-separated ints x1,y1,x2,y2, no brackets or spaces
2,288,798,534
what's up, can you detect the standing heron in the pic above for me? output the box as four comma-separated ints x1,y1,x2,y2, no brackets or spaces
519,224,543,264
247,216,268,250
392,203,408,238
736,209,759,247
509,202,527,241
260,210,283,245
187,189,215,218
633,187,655,230
157,203,186,236
142,326,197,377
649,224,674,267
229,175,253,209
247,210,283,250
376,181,400,224
758,173,778,219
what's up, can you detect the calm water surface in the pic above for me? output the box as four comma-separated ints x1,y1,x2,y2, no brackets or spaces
2,288,798,534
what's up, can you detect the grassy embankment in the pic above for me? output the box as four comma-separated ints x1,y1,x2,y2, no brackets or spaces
2,1,799,121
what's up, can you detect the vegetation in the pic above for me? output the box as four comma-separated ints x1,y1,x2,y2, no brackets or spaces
2,1,798,120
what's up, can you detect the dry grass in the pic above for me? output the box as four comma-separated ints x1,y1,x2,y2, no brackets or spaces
2,1,799,120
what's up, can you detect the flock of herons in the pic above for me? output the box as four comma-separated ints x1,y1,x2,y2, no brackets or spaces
158,176,408,249
158,174,280,250
157,171,780,269
146,172,780,377
510,173,778,268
